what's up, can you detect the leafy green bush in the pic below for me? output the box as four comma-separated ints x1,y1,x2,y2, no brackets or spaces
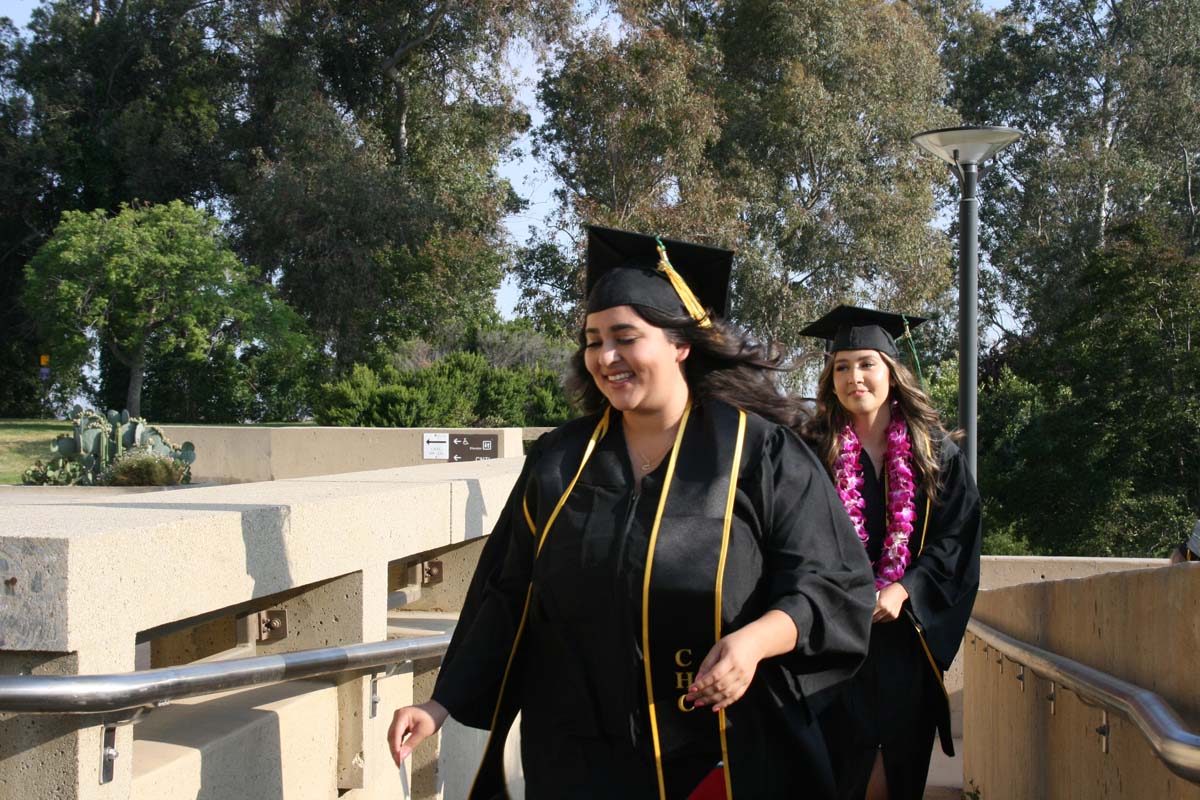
100,447,190,486
316,365,385,427
315,352,573,428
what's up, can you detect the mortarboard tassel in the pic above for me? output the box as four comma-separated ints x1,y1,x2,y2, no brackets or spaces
655,236,713,328
899,314,926,389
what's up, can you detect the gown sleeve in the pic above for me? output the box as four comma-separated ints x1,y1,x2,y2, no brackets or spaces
896,438,982,669
431,436,543,728
753,426,877,698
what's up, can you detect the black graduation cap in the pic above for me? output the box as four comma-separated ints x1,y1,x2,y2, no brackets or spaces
800,305,927,359
585,225,734,322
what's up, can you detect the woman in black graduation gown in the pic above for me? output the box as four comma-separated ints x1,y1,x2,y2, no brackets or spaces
801,306,983,800
387,227,877,799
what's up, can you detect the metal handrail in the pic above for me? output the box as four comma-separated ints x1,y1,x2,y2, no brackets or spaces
968,619,1200,784
0,632,452,715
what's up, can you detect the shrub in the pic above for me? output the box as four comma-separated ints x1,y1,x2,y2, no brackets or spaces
314,353,574,428
316,365,382,426
100,447,190,486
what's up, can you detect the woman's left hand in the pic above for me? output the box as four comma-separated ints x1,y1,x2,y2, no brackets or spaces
872,582,909,623
686,627,765,711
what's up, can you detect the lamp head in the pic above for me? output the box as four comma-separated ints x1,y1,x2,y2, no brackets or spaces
911,125,1023,166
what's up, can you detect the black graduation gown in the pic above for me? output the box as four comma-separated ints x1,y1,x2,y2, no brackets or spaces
433,400,876,799
819,436,982,800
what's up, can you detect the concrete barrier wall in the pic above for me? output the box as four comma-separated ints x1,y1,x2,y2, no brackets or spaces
0,458,525,800
963,563,1200,799
158,425,524,484
935,556,1164,738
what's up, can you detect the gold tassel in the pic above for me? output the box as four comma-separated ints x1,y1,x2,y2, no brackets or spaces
655,238,712,328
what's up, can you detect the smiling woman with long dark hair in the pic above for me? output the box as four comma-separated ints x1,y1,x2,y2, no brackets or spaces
386,226,875,799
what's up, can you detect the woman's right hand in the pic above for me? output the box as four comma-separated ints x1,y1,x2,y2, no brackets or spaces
387,700,449,765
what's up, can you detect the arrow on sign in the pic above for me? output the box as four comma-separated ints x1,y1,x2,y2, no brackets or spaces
453,454,462,462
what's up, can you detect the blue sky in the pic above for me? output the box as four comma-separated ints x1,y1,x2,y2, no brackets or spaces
2,0,1009,317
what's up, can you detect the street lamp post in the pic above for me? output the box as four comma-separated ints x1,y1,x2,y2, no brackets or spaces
911,125,1022,478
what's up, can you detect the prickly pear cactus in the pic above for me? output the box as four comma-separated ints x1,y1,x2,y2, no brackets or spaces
23,408,197,486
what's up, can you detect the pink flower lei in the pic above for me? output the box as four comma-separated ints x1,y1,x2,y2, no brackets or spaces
834,400,917,590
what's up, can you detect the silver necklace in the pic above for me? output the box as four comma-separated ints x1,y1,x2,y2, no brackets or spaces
628,440,670,473
631,445,655,472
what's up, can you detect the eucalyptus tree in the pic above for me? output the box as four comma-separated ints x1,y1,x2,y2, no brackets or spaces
521,0,956,355
936,0,1200,333
0,19,49,415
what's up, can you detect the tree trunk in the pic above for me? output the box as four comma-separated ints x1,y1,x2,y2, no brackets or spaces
380,3,447,158
126,344,146,418
395,79,409,157
92,0,101,25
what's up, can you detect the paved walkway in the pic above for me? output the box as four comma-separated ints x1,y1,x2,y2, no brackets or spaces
925,737,965,799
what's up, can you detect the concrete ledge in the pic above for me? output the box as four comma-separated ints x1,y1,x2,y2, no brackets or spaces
979,554,1162,590
0,458,524,799
158,426,524,484
132,680,339,799
132,671,415,800
0,458,524,662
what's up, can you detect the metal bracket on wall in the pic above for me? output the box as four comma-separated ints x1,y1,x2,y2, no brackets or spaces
257,609,288,642
1097,710,1110,754
100,724,118,784
99,706,156,784
1016,665,1025,692
1047,681,1056,715
369,663,410,719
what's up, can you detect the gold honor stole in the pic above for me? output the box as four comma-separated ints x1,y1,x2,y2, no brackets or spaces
467,401,749,800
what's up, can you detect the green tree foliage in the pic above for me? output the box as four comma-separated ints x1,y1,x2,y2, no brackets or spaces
931,0,1200,333
975,219,1199,556
15,0,240,211
315,353,572,428
22,201,304,418
1,0,251,414
914,0,1200,555
1,1,575,412
230,1,574,368
1,19,57,416
519,0,957,352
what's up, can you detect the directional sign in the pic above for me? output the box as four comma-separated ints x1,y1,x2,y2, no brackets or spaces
422,432,449,460
449,433,498,462
39,354,50,367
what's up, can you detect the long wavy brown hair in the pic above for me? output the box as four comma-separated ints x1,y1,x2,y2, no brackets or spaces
805,350,949,502
567,305,810,434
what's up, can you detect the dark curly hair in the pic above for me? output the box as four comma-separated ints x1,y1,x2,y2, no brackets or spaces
566,305,810,433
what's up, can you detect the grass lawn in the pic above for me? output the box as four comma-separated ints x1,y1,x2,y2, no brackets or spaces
0,419,72,484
